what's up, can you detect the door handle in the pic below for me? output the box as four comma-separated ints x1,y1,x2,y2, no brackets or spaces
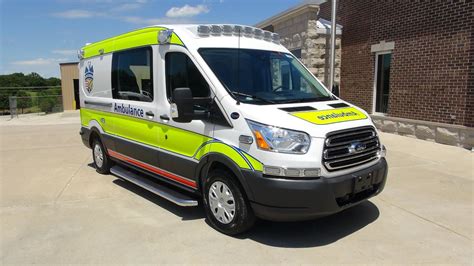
145,111,154,118
160,114,170,121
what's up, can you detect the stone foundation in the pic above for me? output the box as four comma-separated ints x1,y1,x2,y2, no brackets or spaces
371,115,474,150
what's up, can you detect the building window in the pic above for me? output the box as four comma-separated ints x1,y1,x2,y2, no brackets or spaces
112,47,153,102
374,52,392,113
290,49,302,59
165,52,210,100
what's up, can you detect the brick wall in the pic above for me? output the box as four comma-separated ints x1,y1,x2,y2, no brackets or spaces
320,0,474,127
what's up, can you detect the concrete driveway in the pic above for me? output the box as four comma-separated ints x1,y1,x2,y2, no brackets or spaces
0,114,472,264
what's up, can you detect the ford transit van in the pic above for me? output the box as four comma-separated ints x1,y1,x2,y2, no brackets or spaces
79,24,388,235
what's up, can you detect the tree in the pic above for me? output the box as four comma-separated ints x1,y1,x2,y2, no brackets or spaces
15,91,32,114
38,88,61,113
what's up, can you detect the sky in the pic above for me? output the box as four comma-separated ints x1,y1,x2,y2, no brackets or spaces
0,0,304,78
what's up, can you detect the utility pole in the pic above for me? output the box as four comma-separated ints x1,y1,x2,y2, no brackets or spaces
329,0,337,93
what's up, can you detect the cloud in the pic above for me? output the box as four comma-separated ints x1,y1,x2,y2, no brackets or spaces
53,9,102,19
165,4,209,18
121,16,162,25
11,58,67,66
121,16,194,25
53,0,148,19
111,3,142,12
52,49,77,56
6,58,71,77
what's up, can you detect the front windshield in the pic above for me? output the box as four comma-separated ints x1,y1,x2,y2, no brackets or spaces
199,48,332,104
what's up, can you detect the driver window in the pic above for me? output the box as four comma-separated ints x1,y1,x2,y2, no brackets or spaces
166,52,210,100
111,47,153,102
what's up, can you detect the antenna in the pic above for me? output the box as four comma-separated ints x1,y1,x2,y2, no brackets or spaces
236,28,241,105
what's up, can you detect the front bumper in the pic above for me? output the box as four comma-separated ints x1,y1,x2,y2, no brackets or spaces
243,158,388,221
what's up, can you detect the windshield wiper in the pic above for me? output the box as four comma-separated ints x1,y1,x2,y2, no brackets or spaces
277,96,333,104
230,91,276,104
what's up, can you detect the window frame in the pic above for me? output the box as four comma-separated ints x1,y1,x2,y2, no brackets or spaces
164,51,211,102
372,50,392,115
111,46,154,102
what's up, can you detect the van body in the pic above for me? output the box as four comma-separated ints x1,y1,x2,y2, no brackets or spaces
79,25,388,235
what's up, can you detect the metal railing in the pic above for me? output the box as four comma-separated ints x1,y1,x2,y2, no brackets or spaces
8,95,63,118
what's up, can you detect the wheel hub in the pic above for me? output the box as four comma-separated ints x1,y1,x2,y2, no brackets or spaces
208,181,235,224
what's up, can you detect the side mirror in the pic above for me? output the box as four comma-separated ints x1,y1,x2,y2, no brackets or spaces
171,87,212,123
171,87,194,123
332,85,340,98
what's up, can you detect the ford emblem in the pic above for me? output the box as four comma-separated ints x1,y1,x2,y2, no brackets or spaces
348,141,366,154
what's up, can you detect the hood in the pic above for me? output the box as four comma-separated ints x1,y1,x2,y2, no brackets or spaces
234,99,374,138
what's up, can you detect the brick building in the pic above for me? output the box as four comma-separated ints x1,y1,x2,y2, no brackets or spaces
258,0,473,149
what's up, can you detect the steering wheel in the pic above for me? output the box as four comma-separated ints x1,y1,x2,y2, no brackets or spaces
272,85,284,92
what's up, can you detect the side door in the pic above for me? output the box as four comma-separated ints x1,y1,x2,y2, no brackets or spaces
154,45,216,186
108,46,161,169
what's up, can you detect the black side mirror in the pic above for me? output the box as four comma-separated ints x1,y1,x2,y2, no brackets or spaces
171,87,211,123
171,87,194,123
332,85,340,98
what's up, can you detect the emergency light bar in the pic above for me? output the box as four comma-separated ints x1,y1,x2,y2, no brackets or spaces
197,24,280,44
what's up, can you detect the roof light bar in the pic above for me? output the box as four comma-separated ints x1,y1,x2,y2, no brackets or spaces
158,29,174,44
210,25,222,36
196,24,280,44
197,25,211,36
77,49,84,59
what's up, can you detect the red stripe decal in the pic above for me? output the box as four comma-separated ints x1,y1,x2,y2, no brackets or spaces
107,149,197,188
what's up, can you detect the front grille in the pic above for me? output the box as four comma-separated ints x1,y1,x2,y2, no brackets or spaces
323,126,380,171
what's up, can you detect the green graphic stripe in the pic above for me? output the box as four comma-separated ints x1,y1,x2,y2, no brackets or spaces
242,152,264,172
82,27,184,59
81,108,262,171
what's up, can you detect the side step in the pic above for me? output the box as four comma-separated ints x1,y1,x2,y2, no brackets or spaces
110,165,198,207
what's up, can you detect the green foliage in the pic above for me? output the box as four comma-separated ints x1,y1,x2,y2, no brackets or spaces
0,72,62,113
37,89,62,113
0,72,61,88
15,90,32,113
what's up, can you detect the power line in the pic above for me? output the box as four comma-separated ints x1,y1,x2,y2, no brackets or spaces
0,86,61,90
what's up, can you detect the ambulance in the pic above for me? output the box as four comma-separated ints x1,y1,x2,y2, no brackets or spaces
78,24,388,235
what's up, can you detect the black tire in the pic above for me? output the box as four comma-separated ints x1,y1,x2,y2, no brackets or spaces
203,168,255,235
92,137,111,174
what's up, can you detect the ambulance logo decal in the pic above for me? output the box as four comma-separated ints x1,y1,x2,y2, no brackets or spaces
84,62,94,93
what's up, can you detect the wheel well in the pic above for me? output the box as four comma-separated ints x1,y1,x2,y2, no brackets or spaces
199,160,251,200
88,130,101,148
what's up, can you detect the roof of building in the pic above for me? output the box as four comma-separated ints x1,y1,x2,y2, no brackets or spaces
255,0,326,28
59,62,79,66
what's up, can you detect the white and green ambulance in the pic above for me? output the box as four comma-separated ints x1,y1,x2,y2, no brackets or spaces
79,24,388,235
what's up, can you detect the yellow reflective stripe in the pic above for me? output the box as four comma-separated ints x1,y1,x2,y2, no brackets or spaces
81,108,261,171
291,107,368,125
80,108,211,156
194,142,252,170
80,108,114,132
242,152,263,172
82,27,184,59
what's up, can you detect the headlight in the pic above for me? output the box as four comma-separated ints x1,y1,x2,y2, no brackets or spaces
246,120,310,154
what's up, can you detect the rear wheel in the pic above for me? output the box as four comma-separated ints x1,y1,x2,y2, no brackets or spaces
203,169,255,235
92,138,111,174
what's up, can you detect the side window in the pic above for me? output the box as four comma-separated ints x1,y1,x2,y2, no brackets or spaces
165,52,210,100
112,47,153,102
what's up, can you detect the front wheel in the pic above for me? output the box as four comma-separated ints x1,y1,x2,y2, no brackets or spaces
203,169,255,235
92,138,111,174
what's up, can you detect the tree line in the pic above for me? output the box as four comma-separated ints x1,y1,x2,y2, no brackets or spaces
0,73,62,114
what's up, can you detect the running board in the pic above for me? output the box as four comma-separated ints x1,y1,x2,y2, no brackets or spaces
110,165,198,207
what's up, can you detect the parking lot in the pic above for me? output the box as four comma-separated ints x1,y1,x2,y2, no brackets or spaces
0,114,472,264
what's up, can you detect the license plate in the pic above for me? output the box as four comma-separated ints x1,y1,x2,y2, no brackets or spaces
354,171,374,193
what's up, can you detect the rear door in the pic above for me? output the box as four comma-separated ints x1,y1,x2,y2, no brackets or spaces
108,46,161,169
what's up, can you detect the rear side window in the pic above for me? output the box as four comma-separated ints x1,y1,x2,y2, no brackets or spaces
165,52,210,100
112,47,153,102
